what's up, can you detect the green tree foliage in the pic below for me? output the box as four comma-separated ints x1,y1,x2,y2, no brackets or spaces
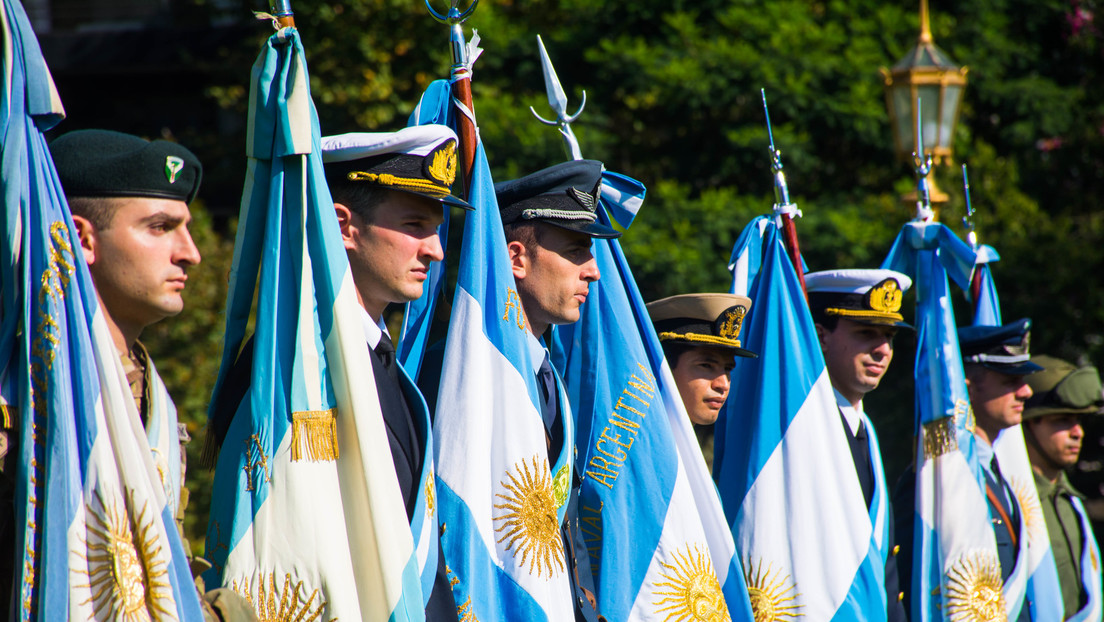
137,0,1103,547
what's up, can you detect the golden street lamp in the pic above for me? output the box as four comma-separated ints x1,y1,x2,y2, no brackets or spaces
881,0,968,210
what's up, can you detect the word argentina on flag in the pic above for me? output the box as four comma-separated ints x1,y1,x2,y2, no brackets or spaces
1,0,203,618
882,221,1000,622
203,24,425,621
714,215,892,620
550,171,755,621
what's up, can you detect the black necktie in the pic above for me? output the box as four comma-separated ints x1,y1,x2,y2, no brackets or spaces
375,332,398,381
537,352,557,433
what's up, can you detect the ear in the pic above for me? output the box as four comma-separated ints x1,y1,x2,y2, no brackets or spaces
814,323,828,351
334,202,357,251
71,214,98,265
507,240,528,281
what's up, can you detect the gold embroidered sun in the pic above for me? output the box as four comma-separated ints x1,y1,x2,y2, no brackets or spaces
945,551,1006,622
74,489,173,621
493,455,565,578
743,557,802,622
1010,477,1044,540
232,572,329,622
653,544,730,621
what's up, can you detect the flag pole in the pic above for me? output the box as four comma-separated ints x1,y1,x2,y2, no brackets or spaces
530,34,585,161
426,0,480,196
961,163,984,309
271,0,295,28
762,89,807,296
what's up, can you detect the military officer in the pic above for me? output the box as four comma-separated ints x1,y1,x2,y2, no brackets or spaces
48,129,256,622
495,159,617,622
958,319,1043,622
1023,354,1102,620
806,268,910,622
647,293,757,426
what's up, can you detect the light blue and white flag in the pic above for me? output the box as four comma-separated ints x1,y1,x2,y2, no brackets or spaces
971,243,1064,621
203,26,424,621
1,0,202,618
550,172,754,621
882,221,1003,622
418,79,576,619
714,215,890,620
1068,497,1103,622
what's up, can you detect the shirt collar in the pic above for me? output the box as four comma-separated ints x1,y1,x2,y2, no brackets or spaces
833,387,863,435
359,307,385,349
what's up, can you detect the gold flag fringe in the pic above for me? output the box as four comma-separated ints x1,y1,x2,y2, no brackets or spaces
291,408,339,462
0,403,15,429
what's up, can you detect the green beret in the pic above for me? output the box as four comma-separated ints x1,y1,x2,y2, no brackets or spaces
1024,354,1104,420
50,129,202,203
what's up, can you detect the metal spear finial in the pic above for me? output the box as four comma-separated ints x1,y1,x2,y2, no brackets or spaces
912,97,935,221
529,35,586,160
762,89,796,214
962,163,977,248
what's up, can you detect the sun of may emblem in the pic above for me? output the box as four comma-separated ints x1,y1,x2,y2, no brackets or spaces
743,557,802,622
232,572,329,622
493,455,566,578
945,551,1006,622
73,489,173,621
1010,477,1043,540
653,544,729,622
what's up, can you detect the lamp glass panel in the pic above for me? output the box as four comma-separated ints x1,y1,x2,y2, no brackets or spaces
918,84,941,152
892,83,914,153
940,83,963,147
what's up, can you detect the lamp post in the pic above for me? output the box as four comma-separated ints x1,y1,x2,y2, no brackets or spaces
881,0,967,213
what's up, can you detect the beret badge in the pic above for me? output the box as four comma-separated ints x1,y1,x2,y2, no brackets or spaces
165,156,185,184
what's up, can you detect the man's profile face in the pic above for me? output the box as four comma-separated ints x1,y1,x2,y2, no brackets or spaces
817,318,896,404
670,346,736,426
342,191,445,318
1026,414,1084,470
80,197,201,335
512,225,599,334
966,368,1033,436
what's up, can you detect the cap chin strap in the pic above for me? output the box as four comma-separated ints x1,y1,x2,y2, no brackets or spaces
964,353,1030,364
521,208,597,223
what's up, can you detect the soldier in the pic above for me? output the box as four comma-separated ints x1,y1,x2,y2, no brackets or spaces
1023,354,1103,620
49,129,255,621
646,293,757,464
495,159,616,622
806,269,910,622
958,319,1042,622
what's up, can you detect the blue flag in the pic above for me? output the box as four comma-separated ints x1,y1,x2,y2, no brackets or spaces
550,173,755,621
714,215,891,620
882,222,1006,622
413,78,577,619
1,0,202,618
203,26,425,620
970,244,1064,621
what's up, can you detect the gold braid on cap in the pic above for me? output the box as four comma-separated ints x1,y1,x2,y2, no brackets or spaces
658,332,742,348
825,279,904,322
345,171,451,198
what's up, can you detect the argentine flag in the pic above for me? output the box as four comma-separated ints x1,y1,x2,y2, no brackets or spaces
550,172,755,621
420,85,576,619
972,245,1064,621
203,27,424,621
882,221,1003,622
714,215,891,620
1,0,202,618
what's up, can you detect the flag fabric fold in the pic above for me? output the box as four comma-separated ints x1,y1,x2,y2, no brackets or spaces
714,215,887,621
203,26,426,621
1068,497,1103,622
1,0,202,618
971,243,1064,621
415,78,576,620
882,221,1004,622
549,172,754,621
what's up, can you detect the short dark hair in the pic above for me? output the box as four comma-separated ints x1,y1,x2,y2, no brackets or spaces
660,342,695,369
325,163,392,223
503,221,549,249
67,196,118,230
813,313,840,332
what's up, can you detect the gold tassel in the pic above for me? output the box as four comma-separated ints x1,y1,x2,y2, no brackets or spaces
291,408,339,462
0,403,16,429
